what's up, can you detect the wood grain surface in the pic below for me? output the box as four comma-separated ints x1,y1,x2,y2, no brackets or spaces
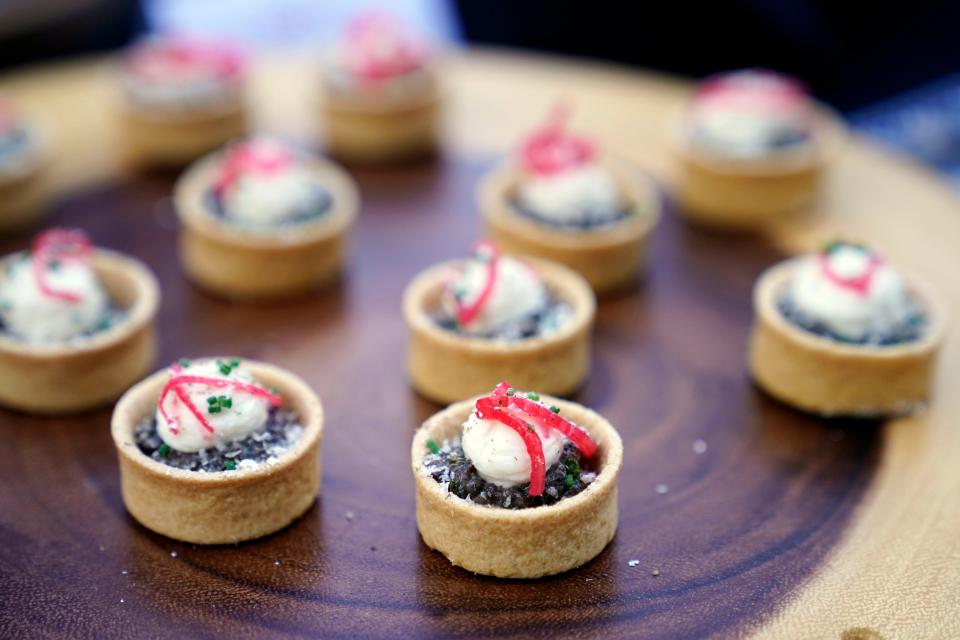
0,50,958,639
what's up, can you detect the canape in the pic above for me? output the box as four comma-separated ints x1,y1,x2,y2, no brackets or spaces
0,100,49,231
748,241,945,416
404,242,595,404
112,357,323,544
174,135,358,300
412,382,622,578
119,37,248,167
671,69,845,229
480,107,660,294
0,228,159,414
319,12,441,163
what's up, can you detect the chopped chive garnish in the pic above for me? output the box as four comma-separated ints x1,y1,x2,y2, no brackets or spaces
157,443,171,457
206,394,232,414
564,474,575,488
550,405,560,414
506,387,515,396
223,459,237,471
526,392,540,401
230,358,240,368
426,439,440,454
564,458,581,475
179,358,191,368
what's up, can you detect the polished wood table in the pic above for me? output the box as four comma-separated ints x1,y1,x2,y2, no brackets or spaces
0,50,957,639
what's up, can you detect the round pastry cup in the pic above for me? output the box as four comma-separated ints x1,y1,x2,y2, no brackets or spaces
119,98,247,168
111,360,324,544
404,257,596,405
479,157,661,295
319,70,441,164
0,123,50,232
412,395,623,578
748,258,946,417
670,105,846,230
174,149,358,300
0,249,159,414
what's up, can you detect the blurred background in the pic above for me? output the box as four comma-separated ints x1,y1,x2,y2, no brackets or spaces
3,0,960,184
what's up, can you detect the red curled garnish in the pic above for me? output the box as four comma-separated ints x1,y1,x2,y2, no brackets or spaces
471,381,599,496
30,228,94,303
519,104,595,176
158,367,283,438
128,37,244,83
475,396,546,497
343,12,428,82
213,139,294,197
818,245,883,298
450,241,500,328
695,69,807,116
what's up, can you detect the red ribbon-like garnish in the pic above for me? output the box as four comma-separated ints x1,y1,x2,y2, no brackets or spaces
30,228,93,303
449,241,500,328
818,245,883,298
343,12,429,81
213,140,294,197
128,38,244,83
695,69,807,117
158,366,283,438
473,381,599,497
519,104,595,176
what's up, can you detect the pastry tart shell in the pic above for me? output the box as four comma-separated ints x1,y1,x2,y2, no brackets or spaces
671,105,846,230
0,123,50,231
404,257,595,404
320,77,441,164
0,249,159,414
412,395,622,578
174,150,358,300
480,158,661,295
111,360,323,544
748,258,945,416
120,99,247,168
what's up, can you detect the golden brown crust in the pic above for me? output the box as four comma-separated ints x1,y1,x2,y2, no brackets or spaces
119,99,247,168
412,395,622,578
479,157,661,295
319,72,441,164
748,258,946,416
174,149,358,300
671,106,846,229
0,249,159,414
403,257,595,404
111,360,323,544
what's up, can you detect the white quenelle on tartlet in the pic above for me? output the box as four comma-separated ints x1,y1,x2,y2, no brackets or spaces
122,37,244,111
787,243,916,342
689,69,812,158
156,359,274,453
461,406,565,487
0,230,109,343
440,243,549,337
215,137,328,228
517,164,624,227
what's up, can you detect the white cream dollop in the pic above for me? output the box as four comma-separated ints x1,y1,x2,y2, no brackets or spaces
516,164,624,226
0,254,109,343
789,245,914,341
441,250,549,336
461,408,565,488
156,359,271,453
222,165,323,227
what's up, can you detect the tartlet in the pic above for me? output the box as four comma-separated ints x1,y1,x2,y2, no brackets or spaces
174,136,358,300
112,357,323,544
671,69,845,229
319,13,441,163
748,241,945,416
119,37,248,168
0,101,49,231
0,228,159,414
404,242,595,404
481,108,660,294
412,383,622,578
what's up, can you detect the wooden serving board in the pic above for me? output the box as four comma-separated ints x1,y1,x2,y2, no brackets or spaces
0,51,958,640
